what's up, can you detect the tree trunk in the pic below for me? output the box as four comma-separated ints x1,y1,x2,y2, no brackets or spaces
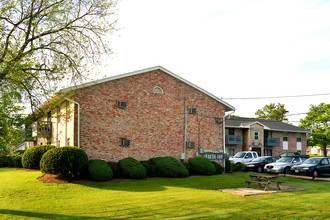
323,143,327,157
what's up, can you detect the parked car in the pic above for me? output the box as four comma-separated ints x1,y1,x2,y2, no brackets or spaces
280,152,309,158
264,156,308,174
291,157,330,177
229,151,259,165
245,156,278,173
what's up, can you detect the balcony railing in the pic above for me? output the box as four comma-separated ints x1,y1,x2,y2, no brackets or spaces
225,135,243,145
264,137,280,147
32,121,52,137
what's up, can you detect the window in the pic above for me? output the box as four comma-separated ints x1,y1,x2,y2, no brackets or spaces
246,153,253,158
254,131,259,140
297,133,301,142
117,101,127,109
153,86,163,94
253,152,258,158
283,132,288,141
321,159,329,165
265,131,272,138
225,128,235,135
264,149,272,156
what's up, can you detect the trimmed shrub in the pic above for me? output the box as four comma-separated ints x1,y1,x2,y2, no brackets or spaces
40,146,88,178
182,162,194,175
211,161,223,175
0,155,8,167
118,157,146,179
225,159,232,173
150,157,189,178
22,145,55,169
88,159,113,181
232,162,247,172
188,157,216,175
140,160,158,177
107,161,123,178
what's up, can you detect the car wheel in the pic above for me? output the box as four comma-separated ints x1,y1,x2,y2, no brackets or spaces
257,166,263,173
284,167,290,174
313,170,319,178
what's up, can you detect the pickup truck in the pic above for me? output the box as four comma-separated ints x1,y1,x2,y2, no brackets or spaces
229,151,259,165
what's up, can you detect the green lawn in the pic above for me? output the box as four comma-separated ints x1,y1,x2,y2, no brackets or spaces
0,168,329,219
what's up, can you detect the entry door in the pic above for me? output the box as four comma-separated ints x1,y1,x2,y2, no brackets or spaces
252,148,261,156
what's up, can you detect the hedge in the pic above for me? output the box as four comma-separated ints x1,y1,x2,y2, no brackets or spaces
118,157,146,179
140,160,158,177
225,159,232,172
40,146,88,178
22,145,55,169
182,162,194,175
150,157,189,178
232,162,247,172
88,159,113,181
211,161,223,175
107,161,123,178
188,157,216,175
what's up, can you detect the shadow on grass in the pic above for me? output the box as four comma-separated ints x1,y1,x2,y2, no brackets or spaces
78,173,251,192
0,209,99,219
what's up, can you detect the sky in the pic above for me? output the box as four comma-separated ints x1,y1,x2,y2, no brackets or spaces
91,0,330,125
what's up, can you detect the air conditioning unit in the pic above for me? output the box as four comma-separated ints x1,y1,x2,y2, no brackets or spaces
186,141,195,148
117,101,127,109
188,107,196,114
120,138,130,146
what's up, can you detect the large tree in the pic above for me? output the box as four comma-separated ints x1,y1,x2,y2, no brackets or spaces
0,0,117,112
255,103,289,122
299,103,330,157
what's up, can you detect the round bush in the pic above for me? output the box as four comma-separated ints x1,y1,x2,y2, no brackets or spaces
88,159,113,181
225,159,232,173
140,160,158,177
118,157,146,179
182,162,194,175
22,145,56,169
232,162,247,172
188,157,216,175
107,161,123,178
150,157,189,178
211,161,223,175
40,146,88,178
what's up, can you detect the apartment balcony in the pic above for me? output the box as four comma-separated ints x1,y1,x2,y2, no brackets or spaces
264,137,281,147
225,135,243,145
32,121,52,137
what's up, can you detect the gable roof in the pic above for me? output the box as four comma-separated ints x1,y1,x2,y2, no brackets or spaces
225,117,309,133
62,66,235,112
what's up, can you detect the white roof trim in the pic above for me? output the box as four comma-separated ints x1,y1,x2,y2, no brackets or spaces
62,66,235,112
225,125,310,133
242,121,271,130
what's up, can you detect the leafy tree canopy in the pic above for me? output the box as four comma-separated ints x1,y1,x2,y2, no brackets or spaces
0,0,118,112
299,103,330,156
255,103,289,122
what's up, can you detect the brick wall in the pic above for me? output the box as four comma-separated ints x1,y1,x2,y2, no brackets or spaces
74,70,226,162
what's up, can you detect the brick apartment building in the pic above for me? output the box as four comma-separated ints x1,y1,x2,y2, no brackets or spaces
225,117,309,157
30,66,235,162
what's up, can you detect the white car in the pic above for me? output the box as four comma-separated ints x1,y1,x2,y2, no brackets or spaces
229,151,259,165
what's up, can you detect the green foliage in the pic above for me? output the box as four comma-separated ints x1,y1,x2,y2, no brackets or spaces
150,157,189,178
22,145,55,169
140,160,158,177
0,0,118,114
225,159,232,172
211,161,223,174
300,103,330,156
40,146,88,178
107,161,123,178
255,103,288,122
118,157,146,179
182,162,194,175
0,154,22,168
188,157,216,175
232,163,247,172
0,91,25,152
88,159,113,182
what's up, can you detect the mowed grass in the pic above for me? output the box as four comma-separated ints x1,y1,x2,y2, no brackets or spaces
0,168,329,219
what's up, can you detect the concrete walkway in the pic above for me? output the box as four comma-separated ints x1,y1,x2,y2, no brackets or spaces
218,186,304,197
279,174,330,182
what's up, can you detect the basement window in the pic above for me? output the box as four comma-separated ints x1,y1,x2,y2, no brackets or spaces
153,86,163,94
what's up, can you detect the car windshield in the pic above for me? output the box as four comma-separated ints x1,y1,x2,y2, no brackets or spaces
277,157,293,163
303,158,321,164
233,152,246,158
252,158,266,162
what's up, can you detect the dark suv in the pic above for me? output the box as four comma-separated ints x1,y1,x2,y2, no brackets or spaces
245,156,278,173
